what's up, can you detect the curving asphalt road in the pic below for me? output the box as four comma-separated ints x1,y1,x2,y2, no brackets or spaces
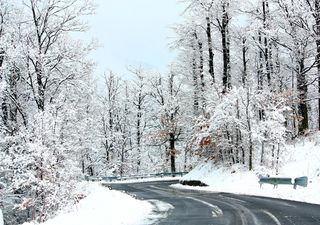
107,180,320,225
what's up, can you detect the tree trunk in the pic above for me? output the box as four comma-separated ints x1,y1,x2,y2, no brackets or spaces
2,67,20,134
192,37,199,116
297,59,309,134
260,141,265,166
257,29,266,121
221,2,231,92
242,38,248,85
263,0,272,87
81,160,85,174
9,68,19,123
206,17,215,83
246,88,253,170
1,101,8,127
195,32,205,111
120,145,125,176
184,146,188,172
169,132,176,174
258,30,264,90
0,49,4,68
136,96,142,173
271,144,275,169
235,99,240,163
276,143,280,175
315,0,320,130
35,62,45,111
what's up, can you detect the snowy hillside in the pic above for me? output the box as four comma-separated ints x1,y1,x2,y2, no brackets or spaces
176,134,320,204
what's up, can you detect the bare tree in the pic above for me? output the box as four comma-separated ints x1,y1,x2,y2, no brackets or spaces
26,0,94,111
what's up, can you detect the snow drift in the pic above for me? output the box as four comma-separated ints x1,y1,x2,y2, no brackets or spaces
22,183,154,225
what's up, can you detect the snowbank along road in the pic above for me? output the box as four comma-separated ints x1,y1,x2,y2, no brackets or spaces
107,180,320,225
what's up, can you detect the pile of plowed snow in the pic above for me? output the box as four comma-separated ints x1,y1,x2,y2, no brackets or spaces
23,183,155,225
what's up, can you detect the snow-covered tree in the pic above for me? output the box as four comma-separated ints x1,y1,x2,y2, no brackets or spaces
0,0,97,223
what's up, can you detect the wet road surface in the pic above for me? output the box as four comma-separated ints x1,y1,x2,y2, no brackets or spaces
107,180,320,225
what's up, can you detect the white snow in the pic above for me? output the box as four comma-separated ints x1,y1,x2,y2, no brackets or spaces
22,182,161,225
174,135,320,204
0,209,3,225
146,200,174,221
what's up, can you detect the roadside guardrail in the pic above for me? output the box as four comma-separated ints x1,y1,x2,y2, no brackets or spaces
259,176,308,189
293,176,308,189
85,171,188,182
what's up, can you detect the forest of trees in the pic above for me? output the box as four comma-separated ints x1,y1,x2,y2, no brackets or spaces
1,0,320,224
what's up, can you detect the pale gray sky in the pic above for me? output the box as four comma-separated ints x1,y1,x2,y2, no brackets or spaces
83,0,186,79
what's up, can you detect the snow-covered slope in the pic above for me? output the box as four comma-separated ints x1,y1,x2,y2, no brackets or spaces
22,183,157,225
175,135,320,204
281,136,320,179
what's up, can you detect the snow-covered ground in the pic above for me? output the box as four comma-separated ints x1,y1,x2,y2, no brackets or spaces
0,209,3,225
174,135,320,205
22,182,172,225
